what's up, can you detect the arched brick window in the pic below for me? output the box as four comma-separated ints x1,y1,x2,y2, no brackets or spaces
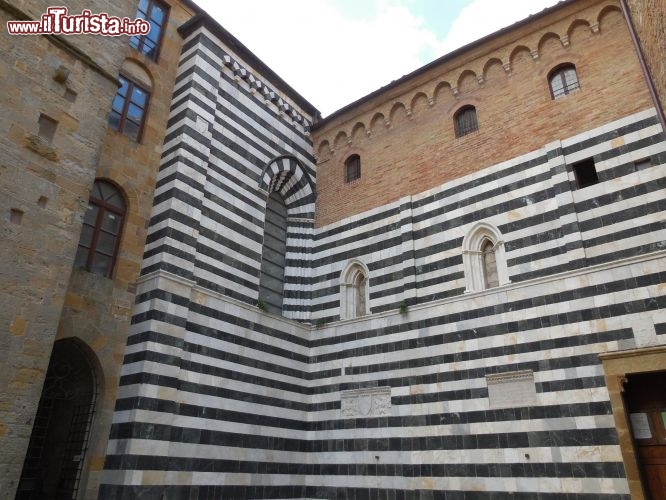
549,64,580,99
454,105,478,137
109,75,150,142
345,154,361,183
75,180,126,278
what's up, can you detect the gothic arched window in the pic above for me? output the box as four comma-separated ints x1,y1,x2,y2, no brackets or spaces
481,239,499,289
462,222,510,292
340,261,370,319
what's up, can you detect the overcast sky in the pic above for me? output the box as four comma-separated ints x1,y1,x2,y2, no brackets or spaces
192,0,561,116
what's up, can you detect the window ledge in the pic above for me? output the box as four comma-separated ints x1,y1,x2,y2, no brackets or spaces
455,129,481,141
26,134,59,161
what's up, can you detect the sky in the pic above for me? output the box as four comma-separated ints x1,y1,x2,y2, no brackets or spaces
192,0,561,117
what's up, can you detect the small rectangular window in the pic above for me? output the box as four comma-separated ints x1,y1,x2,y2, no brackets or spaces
633,158,652,172
38,114,58,142
572,158,598,189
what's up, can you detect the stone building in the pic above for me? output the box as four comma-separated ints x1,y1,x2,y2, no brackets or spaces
95,0,666,499
2,0,665,499
0,0,199,498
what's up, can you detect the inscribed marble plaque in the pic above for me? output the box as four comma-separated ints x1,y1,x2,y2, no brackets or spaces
486,370,537,409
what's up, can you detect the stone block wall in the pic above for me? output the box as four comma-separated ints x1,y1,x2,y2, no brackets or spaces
0,2,123,496
0,0,198,497
52,1,198,497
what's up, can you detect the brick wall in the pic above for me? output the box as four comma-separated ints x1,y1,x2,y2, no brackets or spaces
312,1,653,227
627,0,666,115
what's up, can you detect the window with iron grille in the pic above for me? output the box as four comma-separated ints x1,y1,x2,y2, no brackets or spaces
345,154,361,182
454,106,478,138
129,0,169,60
549,64,580,99
109,75,150,142
74,180,126,278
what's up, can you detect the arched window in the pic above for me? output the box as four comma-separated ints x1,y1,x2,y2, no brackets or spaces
454,105,478,138
74,180,126,278
340,260,370,319
462,222,510,292
259,192,288,315
481,239,499,289
345,154,361,183
108,74,150,142
549,64,580,99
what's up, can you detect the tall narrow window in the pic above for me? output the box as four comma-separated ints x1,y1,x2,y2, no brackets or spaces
549,64,580,99
109,75,149,142
129,0,168,60
345,154,361,183
454,105,478,138
259,192,288,315
74,180,126,278
481,239,499,289
340,261,370,319
353,271,367,316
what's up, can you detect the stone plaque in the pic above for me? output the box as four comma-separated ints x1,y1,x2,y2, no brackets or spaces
486,370,537,409
341,386,391,418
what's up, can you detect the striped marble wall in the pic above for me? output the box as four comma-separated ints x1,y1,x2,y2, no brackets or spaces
141,23,317,321
99,16,666,500
310,109,666,321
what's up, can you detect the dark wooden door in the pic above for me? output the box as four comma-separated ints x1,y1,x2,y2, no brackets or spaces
626,372,666,500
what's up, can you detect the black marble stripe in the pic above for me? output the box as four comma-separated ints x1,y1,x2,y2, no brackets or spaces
98,483,631,500
108,420,619,453
103,454,625,479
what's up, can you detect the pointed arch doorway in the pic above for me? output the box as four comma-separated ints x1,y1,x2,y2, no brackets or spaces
16,338,100,500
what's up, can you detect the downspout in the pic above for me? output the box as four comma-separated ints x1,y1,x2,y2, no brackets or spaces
619,0,666,135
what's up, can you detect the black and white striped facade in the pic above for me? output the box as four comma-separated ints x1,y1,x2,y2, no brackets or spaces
100,14,666,500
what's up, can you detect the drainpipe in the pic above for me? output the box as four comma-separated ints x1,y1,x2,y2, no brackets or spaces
619,0,666,135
